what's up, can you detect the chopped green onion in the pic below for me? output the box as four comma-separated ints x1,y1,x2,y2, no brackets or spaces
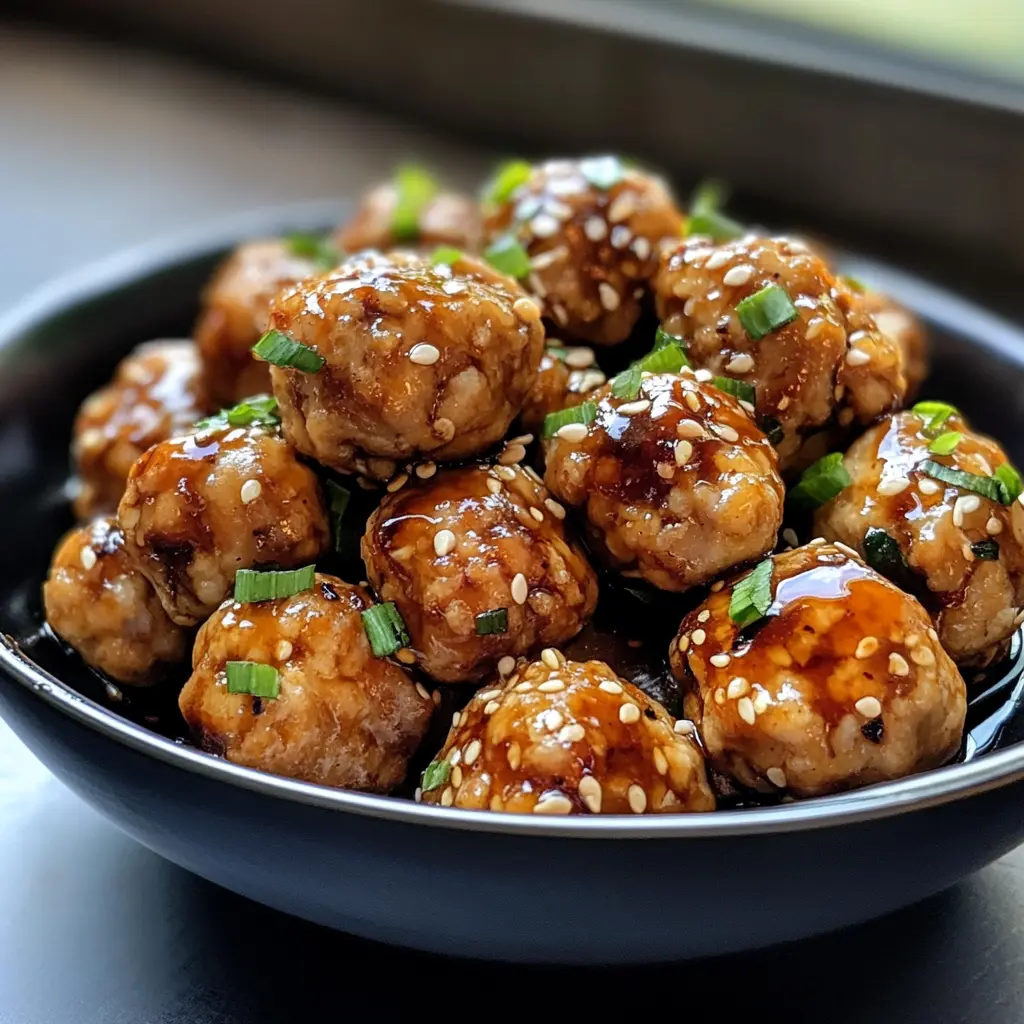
422,759,451,793
636,343,687,376
736,284,799,340
546,346,569,362
579,155,626,190
759,416,784,447
234,565,316,604
841,274,867,294
326,479,351,553
729,557,774,627
286,232,343,269
912,400,958,435
483,159,532,207
226,661,280,699
654,326,686,352
712,375,756,406
431,246,464,266
611,365,642,400
918,460,1003,503
929,431,963,455
483,234,531,279
361,602,410,658
195,393,280,433
474,608,508,636
791,452,852,508
252,330,325,373
542,401,598,440
972,539,1000,561
686,179,744,242
864,528,918,592
391,164,438,241
994,463,1023,505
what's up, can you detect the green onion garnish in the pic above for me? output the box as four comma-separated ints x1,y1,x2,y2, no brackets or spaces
422,759,451,793
912,400,958,435
546,346,569,361
929,431,963,456
361,602,410,658
841,274,867,294
654,325,685,352
611,365,642,400
542,401,598,440
686,179,744,242
252,330,325,373
286,232,343,269
431,246,464,266
474,608,508,636
759,416,784,447
791,452,852,508
226,661,280,699
972,539,1000,561
712,375,756,406
864,528,918,592
326,479,351,553
391,164,438,242
195,393,280,433
483,234,531,279
636,343,687,375
234,565,316,604
736,284,799,340
994,463,1023,505
579,155,626,190
729,557,774,627
483,159,532,207
918,460,1003,503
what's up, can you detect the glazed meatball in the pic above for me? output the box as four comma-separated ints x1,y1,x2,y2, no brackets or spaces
118,424,330,626
859,288,928,399
418,654,714,813
814,409,1024,666
483,156,684,345
180,574,433,790
362,463,598,683
519,343,606,435
655,235,907,471
72,340,207,519
267,250,545,479
43,516,187,684
195,239,319,406
544,371,784,591
670,543,966,797
334,181,481,253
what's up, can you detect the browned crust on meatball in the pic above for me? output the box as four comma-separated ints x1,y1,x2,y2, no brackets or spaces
179,574,433,790
519,345,607,435
43,516,187,684
419,655,714,814
483,158,684,345
72,340,207,519
859,289,928,400
670,543,966,797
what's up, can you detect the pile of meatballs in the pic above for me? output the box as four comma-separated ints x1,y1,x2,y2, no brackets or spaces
42,156,1024,816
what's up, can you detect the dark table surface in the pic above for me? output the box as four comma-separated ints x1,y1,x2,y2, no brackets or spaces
2,23,1024,1023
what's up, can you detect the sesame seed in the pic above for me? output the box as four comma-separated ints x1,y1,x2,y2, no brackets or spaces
583,216,607,241
530,213,560,238
724,352,755,374
499,444,527,466
691,628,706,645
556,422,589,443
889,652,911,676
540,649,562,673
478,689,502,703
564,347,595,369
627,784,648,814
656,462,675,480
838,408,855,427
777,396,791,411
834,541,860,560
608,191,638,222
511,573,528,605
530,247,564,270
440,787,454,807
274,639,293,662
486,477,502,495
684,391,701,413
906,632,920,647
986,516,1003,535
414,788,422,802
599,679,623,695
712,423,740,443
619,702,641,724
598,282,621,311
683,297,696,316
618,399,651,416
433,529,456,557
513,297,542,322
433,417,456,442
809,536,826,546
633,237,652,260
782,528,799,548
677,634,690,652
452,712,462,728
911,646,936,667
705,250,731,270
710,653,731,668
674,719,695,735
677,419,704,439
727,676,749,699
855,695,882,718
415,461,437,479
514,680,533,693
855,636,880,659
507,742,521,770
805,319,824,340
610,225,633,249
493,464,517,482
386,472,409,493
239,479,262,504
449,747,462,766
918,478,940,496
1018,492,1024,508
683,246,710,265
558,723,585,743
737,697,756,725
714,687,726,705
543,709,564,732
464,739,482,765
544,198,573,221
846,348,871,366
578,775,602,813
694,368,714,383
877,476,910,497
409,343,440,366
766,767,787,789
451,766,463,787
648,748,668,776
697,610,711,623
674,439,694,466
723,264,754,287
952,494,981,527
752,689,771,715
534,793,574,815
544,497,566,519
480,701,500,716
80,546,97,571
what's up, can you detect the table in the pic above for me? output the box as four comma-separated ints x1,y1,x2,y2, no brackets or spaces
2,23,1023,1022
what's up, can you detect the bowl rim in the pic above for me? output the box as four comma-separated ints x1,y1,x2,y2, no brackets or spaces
4,201,1024,841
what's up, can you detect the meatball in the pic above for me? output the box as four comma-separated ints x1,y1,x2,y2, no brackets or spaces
118,423,330,626
655,235,907,471
180,574,433,790
482,156,684,345
859,288,928,399
267,250,545,479
670,543,966,797
43,516,187,684
195,239,319,406
334,181,481,253
72,340,207,519
418,654,714,813
814,409,1024,666
543,371,784,591
519,343,606,435
362,463,598,684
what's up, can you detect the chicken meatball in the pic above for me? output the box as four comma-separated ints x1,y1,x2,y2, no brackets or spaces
543,371,784,591
859,288,928,399
519,344,606,435
483,156,684,345
180,574,433,790
362,463,598,684
814,408,1024,666
670,543,966,797
118,423,330,626
655,235,907,471
267,250,545,479
43,516,187,684
418,654,714,813
195,239,319,406
72,340,207,519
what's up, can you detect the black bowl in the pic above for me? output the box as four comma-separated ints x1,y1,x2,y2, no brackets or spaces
3,203,1024,964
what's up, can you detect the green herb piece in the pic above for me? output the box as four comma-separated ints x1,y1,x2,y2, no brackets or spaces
483,234,531,279
653,326,686,352
226,661,280,699
994,463,1023,505
736,284,799,340
972,540,1000,560
252,330,325,373
430,246,464,266
286,232,343,269
729,558,774,627
759,416,784,446
391,164,438,241
545,346,569,362
863,528,918,592
361,602,410,658
611,364,642,400
234,565,316,604
790,452,852,508
929,431,963,455
912,400,958,435
579,155,626,190
841,274,867,293
636,343,687,375
422,759,451,793
542,401,598,440
325,479,351,553
712,375,756,406
686,179,744,242
474,608,508,636
918,460,1003,503
195,393,280,433
483,159,533,207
